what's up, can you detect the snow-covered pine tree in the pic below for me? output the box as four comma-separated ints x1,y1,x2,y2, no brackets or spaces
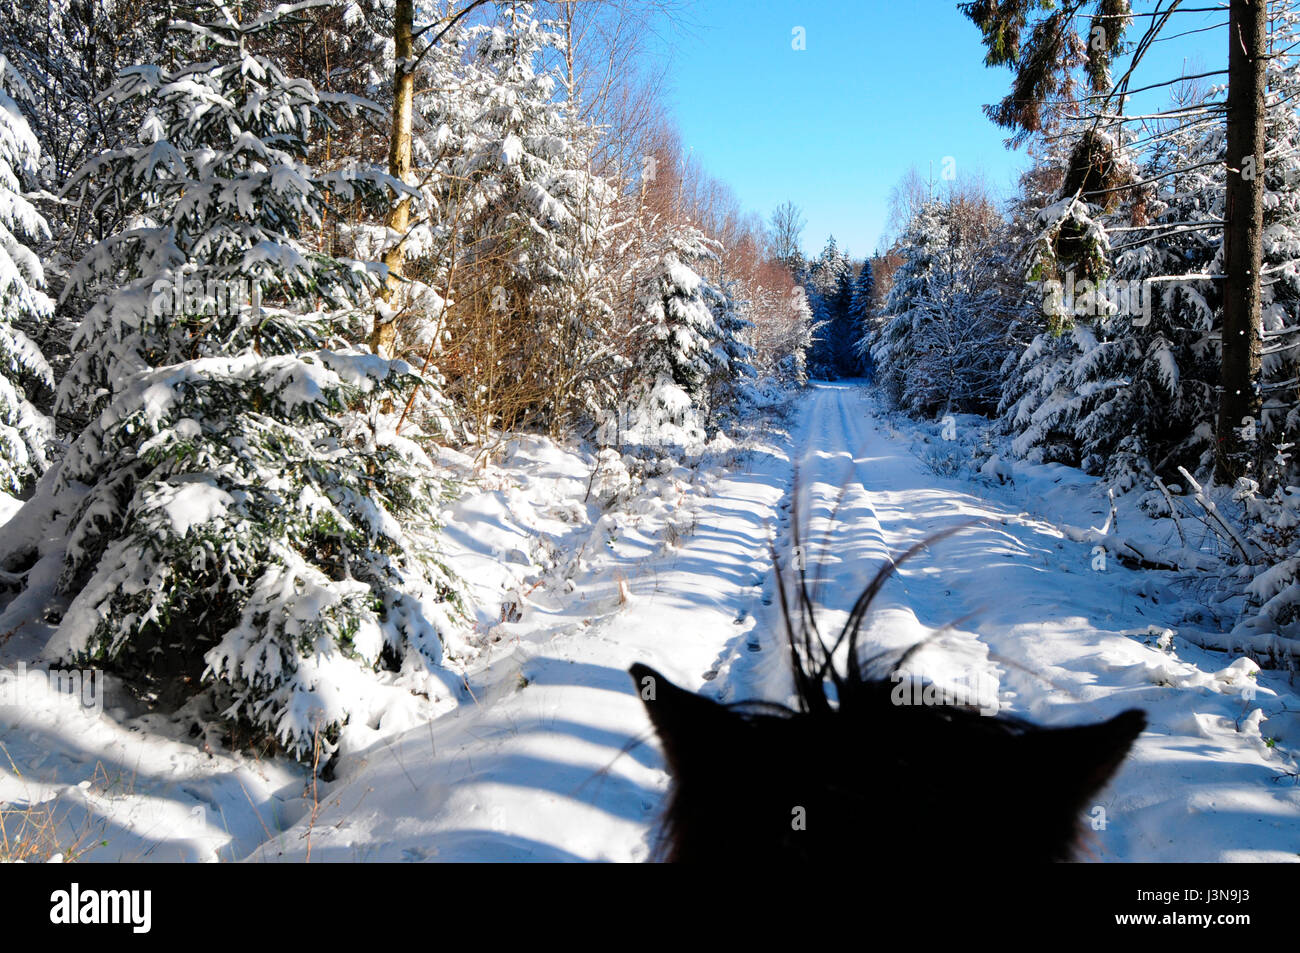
784,284,814,387
618,221,723,454
827,265,856,376
847,259,874,377
998,100,1226,486
0,52,55,495
804,235,851,377
706,276,757,422
1254,8,1300,485
18,1,469,760
867,202,950,409
867,197,1014,417
644,225,724,396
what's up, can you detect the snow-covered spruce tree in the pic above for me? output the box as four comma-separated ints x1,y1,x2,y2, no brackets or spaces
783,284,815,387
999,96,1244,487
989,153,1075,462
0,53,55,495
0,0,167,216
827,265,857,377
996,183,1194,482
643,225,724,396
1254,11,1300,486
28,3,468,760
706,277,757,423
804,235,852,377
847,259,874,377
1084,127,1219,485
865,203,945,408
619,222,723,454
867,199,1013,416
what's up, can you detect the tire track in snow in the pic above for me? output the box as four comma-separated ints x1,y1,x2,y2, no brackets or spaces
240,382,1300,862
717,381,1000,712
719,382,1300,861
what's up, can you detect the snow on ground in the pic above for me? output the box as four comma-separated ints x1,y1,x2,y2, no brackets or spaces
0,416,786,862
808,384,1300,862
2,381,1298,862
249,428,790,862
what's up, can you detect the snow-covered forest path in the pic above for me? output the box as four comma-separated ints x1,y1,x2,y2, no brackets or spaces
239,381,1300,863
757,383,1300,862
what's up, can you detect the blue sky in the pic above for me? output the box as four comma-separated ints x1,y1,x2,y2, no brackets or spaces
658,0,1226,260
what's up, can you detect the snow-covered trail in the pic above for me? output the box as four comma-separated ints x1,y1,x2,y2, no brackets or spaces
247,426,793,862
241,380,1300,863
721,380,1007,709
735,381,1300,862
5,381,1294,861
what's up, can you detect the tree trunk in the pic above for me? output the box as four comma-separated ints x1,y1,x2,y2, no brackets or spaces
369,0,415,358
1217,0,1267,482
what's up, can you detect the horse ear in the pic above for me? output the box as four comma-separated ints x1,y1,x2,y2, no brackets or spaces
1029,708,1147,805
629,663,734,773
